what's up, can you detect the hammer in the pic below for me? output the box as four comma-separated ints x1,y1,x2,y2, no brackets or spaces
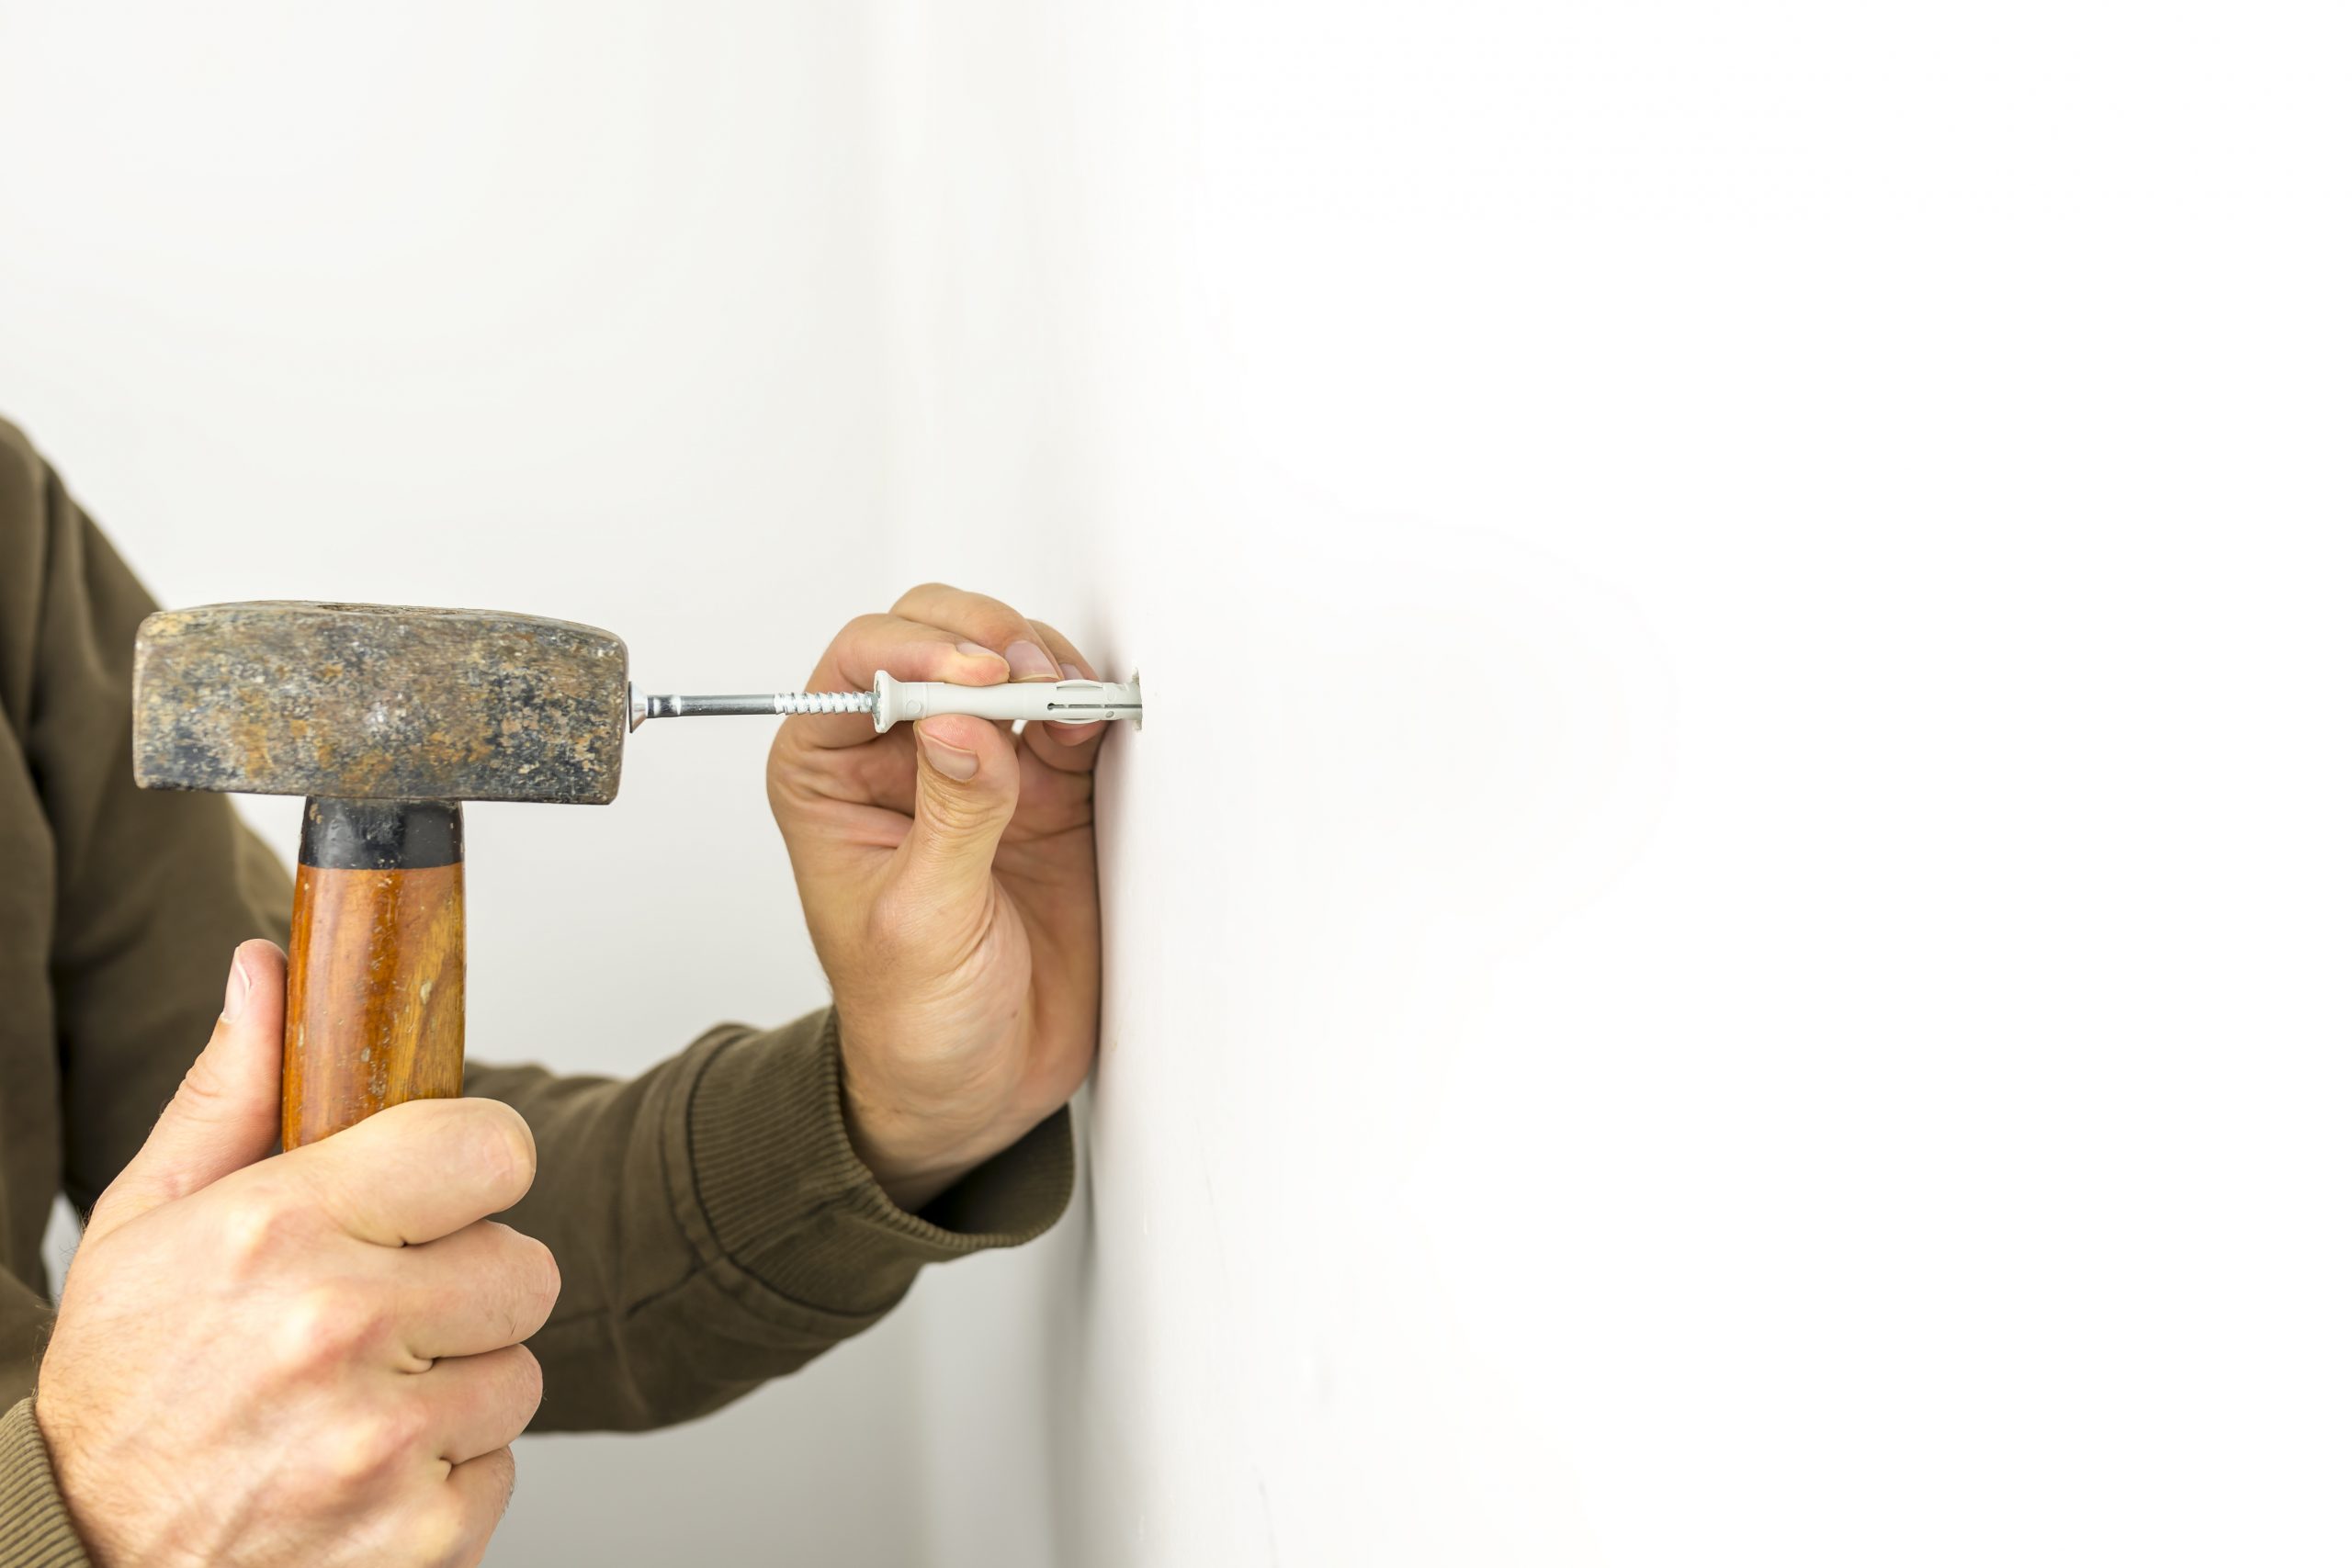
130,600,1140,1148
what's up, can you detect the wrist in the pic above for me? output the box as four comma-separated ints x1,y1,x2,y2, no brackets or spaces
840,1079,1001,1212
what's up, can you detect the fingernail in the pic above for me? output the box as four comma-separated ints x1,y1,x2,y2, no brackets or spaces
1058,661,1084,681
918,723,980,781
1006,640,1057,682
956,640,1005,665
221,948,252,1022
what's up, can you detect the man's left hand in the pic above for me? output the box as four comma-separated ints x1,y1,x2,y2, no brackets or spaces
767,583,1109,1211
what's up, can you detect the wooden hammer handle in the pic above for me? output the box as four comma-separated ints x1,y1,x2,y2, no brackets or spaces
281,797,467,1149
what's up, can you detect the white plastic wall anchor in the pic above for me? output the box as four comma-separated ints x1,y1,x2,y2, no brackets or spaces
871,671,1144,733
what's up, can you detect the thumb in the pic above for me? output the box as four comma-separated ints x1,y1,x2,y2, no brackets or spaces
86,939,287,1241
897,715,1021,912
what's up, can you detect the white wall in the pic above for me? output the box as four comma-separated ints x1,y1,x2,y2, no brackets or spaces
6,4,2350,1565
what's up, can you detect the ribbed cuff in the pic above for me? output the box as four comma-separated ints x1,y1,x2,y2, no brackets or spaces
682,1010,1074,1318
0,1401,88,1568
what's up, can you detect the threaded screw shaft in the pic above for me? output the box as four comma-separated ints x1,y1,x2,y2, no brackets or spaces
629,685,875,729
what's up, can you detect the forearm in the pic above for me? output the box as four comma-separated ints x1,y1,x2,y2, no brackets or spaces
471,1008,1074,1433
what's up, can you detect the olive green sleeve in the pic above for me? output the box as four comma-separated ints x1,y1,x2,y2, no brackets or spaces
0,1400,87,1568
474,1010,1074,1431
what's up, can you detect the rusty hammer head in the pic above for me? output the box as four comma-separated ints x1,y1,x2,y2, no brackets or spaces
131,601,630,804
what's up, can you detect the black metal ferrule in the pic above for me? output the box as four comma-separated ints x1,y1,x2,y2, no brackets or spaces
297,797,465,871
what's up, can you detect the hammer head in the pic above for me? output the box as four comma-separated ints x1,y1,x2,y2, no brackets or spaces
132,602,629,804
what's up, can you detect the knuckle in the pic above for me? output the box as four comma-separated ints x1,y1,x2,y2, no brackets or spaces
322,1404,425,1491
271,1280,385,1374
890,581,958,615
412,1497,483,1567
480,1225,560,1339
506,1344,546,1420
219,1187,313,1274
521,1235,562,1318
425,1450,516,1562
485,1447,520,1512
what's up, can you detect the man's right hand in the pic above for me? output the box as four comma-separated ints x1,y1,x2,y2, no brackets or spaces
36,940,560,1568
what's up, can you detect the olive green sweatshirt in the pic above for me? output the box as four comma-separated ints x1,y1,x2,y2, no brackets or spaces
0,418,1074,1565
